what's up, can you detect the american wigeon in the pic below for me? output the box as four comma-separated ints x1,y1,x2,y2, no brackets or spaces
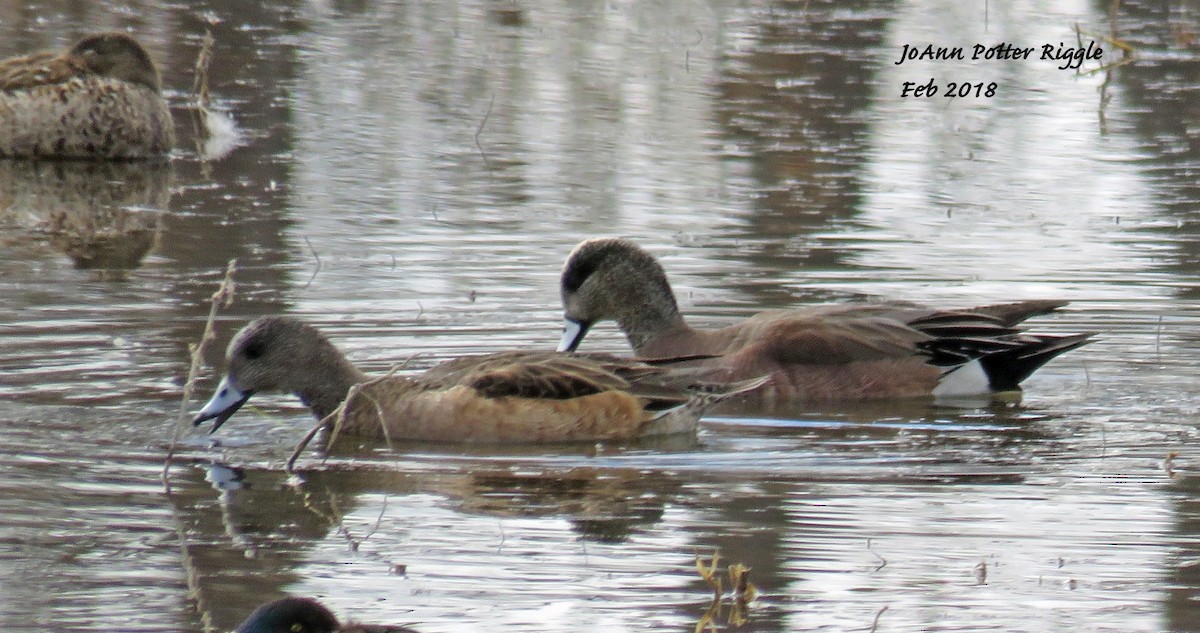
0,32,174,159
193,316,768,443
557,237,1092,402
236,597,417,633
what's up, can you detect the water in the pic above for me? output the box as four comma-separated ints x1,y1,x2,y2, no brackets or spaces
1,0,1199,631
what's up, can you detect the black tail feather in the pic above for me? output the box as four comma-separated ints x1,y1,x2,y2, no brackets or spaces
978,333,1093,391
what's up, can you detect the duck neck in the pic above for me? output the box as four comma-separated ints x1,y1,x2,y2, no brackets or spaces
297,356,370,421
618,282,692,355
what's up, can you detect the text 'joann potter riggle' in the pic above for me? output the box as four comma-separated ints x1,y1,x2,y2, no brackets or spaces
895,41,1102,71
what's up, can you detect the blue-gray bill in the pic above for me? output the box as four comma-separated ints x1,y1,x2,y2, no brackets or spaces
192,375,253,433
556,318,589,352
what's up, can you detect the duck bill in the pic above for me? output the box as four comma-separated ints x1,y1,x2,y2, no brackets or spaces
557,318,591,352
192,375,254,433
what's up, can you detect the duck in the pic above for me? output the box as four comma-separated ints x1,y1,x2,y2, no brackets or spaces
556,237,1092,403
192,315,769,443
236,597,417,633
0,32,174,159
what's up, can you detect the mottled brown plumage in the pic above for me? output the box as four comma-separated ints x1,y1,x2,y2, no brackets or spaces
0,32,173,159
558,237,1091,404
193,316,767,443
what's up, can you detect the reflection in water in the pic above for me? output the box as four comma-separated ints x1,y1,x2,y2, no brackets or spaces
169,459,688,631
0,160,172,273
1110,0,1200,304
1108,7,1200,625
715,1,893,284
1168,473,1200,629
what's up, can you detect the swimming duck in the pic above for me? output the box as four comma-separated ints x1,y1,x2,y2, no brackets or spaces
0,32,174,159
557,237,1091,403
236,597,417,633
193,315,768,442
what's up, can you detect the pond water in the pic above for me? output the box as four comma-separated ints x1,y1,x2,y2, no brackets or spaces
2,0,1200,631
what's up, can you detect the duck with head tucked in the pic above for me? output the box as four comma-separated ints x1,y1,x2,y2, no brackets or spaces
192,316,768,443
0,32,174,159
557,237,1092,405
237,597,417,633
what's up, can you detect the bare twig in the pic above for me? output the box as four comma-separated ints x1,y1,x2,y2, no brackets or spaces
161,258,236,633
190,31,216,173
1164,451,1179,478
1156,314,1164,358
192,31,215,110
163,259,237,490
285,360,413,473
302,235,321,289
868,606,888,633
474,93,495,166
867,538,888,571
362,495,390,541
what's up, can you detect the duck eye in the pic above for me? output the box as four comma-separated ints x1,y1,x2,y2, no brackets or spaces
290,624,304,633
243,341,265,360
563,258,600,294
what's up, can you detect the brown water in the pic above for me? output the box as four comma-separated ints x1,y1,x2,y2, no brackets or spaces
2,0,1200,631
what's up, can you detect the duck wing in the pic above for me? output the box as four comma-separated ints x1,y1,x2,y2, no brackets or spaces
421,351,635,400
732,314,931,365
0,51,86,92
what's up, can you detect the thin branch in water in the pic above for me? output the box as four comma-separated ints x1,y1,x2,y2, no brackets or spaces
162,259,236,633
867,538,888,571
192,31,215,110
362,495,390,541
285,361,413,473
190,31,216,172
163,259,237,490
868,606,888,633
302,235,321,289
475,93,495,167
1156,314,1164,358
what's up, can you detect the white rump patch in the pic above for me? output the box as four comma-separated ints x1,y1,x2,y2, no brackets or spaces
932,359,991,397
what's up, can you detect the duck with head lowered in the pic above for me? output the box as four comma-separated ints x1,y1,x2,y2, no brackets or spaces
556,237,1092,406
0,32,174,159
192,315,768,443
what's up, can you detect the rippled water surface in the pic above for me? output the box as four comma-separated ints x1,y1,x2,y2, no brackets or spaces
3,0,1200,631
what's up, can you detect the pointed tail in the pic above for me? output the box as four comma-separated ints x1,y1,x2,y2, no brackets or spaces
978,333,1093,391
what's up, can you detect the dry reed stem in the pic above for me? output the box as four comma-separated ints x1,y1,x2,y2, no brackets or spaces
302,235,321,289
162,259,237,490
190,31,216,175
869,606,888,633
727,563,756,626
161,259,236,633
868,537,888,571
474,93,495,166
285,360,412,473
192,31,214,111
693,549,759,631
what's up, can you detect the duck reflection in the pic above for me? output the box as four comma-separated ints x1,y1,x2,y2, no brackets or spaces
166,456,684,631
0,159,171,273
1168,472,1200,630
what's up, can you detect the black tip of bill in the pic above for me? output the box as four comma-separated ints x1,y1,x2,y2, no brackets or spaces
192,376,253,433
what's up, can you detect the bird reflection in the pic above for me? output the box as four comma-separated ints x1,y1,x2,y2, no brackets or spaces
165,456,684,631
0,159,172,274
